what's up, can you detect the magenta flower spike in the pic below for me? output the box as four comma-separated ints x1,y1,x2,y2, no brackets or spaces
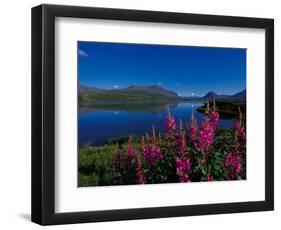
176,157,191,182
148,145,162,165
141,136,148,160
178,130,187,155
206,97,220,130
189,111,198,142
209,111,220,130
136,155,146,184
234,107,246,143
165,109,177,149
234,122,246,143
197,118,214,152
165,114,177,135
208,175,214,181
127,136,135,157
142,130,162,166
224,152,242,180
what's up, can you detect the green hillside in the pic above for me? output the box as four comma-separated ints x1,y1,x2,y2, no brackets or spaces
79,92,182,106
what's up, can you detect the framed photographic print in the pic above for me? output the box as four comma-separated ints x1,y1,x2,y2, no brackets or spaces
31,4,274,225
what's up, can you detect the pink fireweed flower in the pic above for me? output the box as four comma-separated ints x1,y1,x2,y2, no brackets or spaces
208,175,214,181
165,110,177,148
136,155,146,184
234,122,246,143
234,107,246,143
189,112,198,142
127,146,135,157
141,135,163,166
209,111,220,130
177,131,187,155
165,108,177,135
224,152,241,180
176,157,191,182
197,119,214,152
127,137,135,157
165,115,177,134
148,145,162,165
141,136,148,157
207,98,220,130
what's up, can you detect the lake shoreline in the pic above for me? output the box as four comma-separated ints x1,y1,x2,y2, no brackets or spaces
196,100,246,119
78,101,236,146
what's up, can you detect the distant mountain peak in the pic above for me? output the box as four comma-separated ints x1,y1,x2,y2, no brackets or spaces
126,85,179,98
203,91,219,98
78,84,104,93
202,89,246,99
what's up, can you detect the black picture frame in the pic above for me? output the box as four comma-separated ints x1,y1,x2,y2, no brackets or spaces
31,4,274,225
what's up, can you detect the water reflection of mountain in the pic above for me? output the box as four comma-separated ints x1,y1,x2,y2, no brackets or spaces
79,102,179,115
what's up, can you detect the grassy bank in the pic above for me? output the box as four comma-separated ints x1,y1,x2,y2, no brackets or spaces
78,127,246,187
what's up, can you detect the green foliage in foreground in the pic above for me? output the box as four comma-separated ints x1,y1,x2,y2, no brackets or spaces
78,128,246,187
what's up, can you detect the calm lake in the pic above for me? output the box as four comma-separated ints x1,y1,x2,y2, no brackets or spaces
78,102,234,147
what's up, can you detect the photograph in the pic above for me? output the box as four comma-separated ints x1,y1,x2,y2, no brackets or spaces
30,3,274,225
78,41,247,187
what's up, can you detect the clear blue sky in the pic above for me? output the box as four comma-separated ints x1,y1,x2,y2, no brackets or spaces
78,41,246,97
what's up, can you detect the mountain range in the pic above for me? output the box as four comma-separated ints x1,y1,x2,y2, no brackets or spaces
78,84,179,98
202,89,246,100
79,84,246,100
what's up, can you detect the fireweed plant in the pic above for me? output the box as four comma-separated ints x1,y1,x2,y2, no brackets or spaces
79,99,246,186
